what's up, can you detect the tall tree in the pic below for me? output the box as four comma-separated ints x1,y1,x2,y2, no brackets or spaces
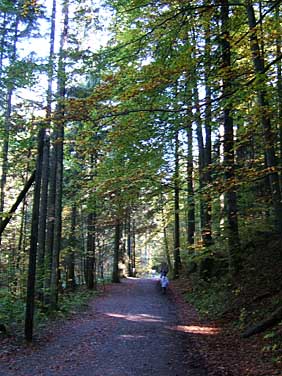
112,219,121,283
219,0,240,273
173,126,181,279
202,4,213,246
24,124,45,342
245,0,282,234
0,8,19,242
37,0,56,302
49,0,69,310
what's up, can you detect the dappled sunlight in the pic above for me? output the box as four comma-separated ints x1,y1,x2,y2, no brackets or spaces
106,312,164,323
167,324,220,335
119,334,145,340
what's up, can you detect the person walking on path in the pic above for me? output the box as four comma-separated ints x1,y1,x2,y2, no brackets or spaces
160,272,169,294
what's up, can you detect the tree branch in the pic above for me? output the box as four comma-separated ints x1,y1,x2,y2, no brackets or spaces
0,171,36,237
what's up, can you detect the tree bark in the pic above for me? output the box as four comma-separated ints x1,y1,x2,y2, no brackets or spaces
275,5,282,187
0,171,35,237
49,0,68,310
36,133,50,300
203,10,213,246
0,15,19,243
186,100,195,248
112,219,122,283
220,0,241,274
160,198,172,273
126,212,133,277
66,205,76,291
37,0,56,302
24,128,44,342
86,211,96,289
173,127,181,279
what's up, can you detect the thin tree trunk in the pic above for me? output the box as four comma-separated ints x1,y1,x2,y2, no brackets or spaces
132,219,136,276
275,5,282,186
24,127,45,342
49,0,68,310
66,205,76,290
192,77,205,235
0,171,35,237
173,127,181,279
203,11,213,245
127,212,133,277
44,144,56,305
36,134,50,300
37,0,56,302
86,211,96,289
0,13,7,76
186,104,195,248
112,219,121,283
220,0,241,274
0,16,19,243
160,201,172,272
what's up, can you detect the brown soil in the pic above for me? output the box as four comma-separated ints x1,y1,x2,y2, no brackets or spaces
170,278,282,376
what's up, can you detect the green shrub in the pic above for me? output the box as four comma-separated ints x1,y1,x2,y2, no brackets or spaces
57,288,99,316
184,276,233,318
0,293,25,332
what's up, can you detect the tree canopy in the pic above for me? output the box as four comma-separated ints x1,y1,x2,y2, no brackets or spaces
0,0,281,342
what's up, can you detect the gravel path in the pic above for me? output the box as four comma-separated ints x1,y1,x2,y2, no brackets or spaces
0,278,208,376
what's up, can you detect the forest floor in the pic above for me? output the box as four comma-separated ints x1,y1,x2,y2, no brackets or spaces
0,276,281,376
170,278,282,376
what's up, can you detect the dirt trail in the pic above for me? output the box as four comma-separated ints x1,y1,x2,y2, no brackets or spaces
0,278,208,376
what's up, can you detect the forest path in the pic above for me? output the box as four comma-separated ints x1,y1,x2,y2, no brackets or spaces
0,278,207,376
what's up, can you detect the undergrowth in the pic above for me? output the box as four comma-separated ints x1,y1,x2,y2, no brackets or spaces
55,287,99,317
183,234,282,367
0,285,103,335
184,275,233,319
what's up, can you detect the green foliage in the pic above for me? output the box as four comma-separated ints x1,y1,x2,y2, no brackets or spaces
262,323,282,365
184,276,233,319
0,291,25,332
56,288,99,317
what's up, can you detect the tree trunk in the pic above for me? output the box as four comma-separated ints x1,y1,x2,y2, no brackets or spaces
86,211,96,289
192,65,205,237
160,194,172,272
220,0,241,274
186,104,195,248
66,205,76,291
49,0,68,310
0,15,19,243
132,218,136,276
242,306,282,338
126,212,133,277
203,12,213,246
112,219,122,283
0,171,35,237
245,0,282,234
0,13,7,76
36,133,50,301
24,127,45,342
37,0,56,302
173,127,181,279
44,143,56,305
275,5,282,187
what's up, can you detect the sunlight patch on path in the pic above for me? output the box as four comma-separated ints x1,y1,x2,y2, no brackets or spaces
167,325,220,335
106,313,164,323
119,334,146,340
